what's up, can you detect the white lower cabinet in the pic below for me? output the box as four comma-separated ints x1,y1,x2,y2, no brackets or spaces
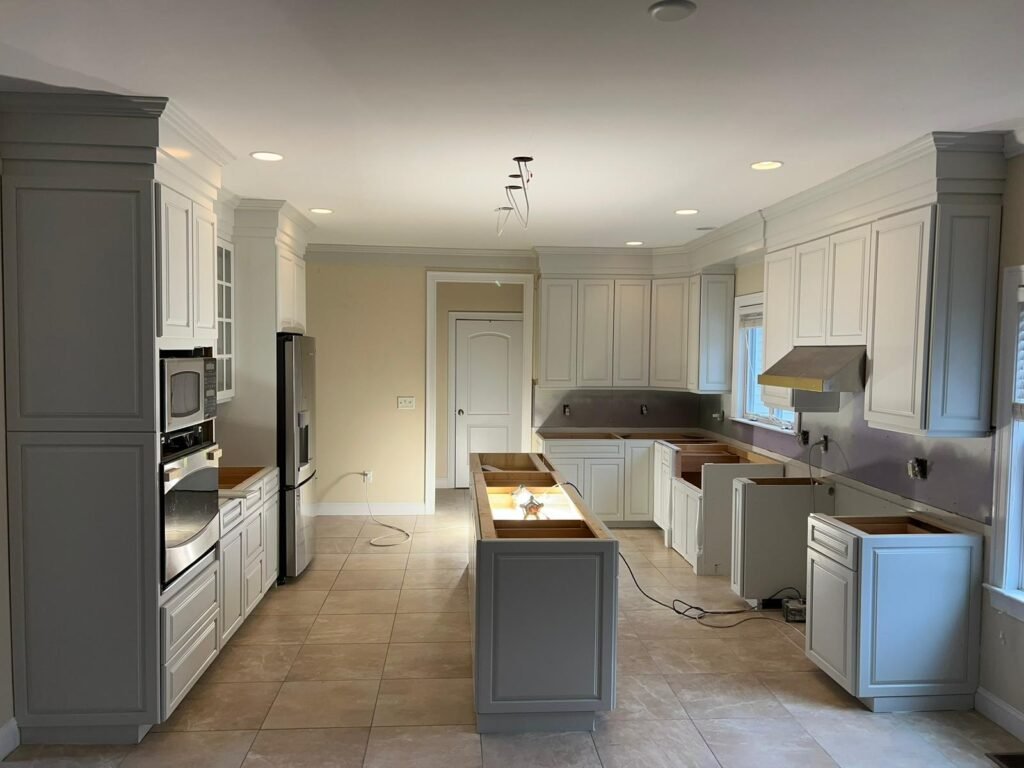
548,457,585,496
624,440,654,521
806,549,859,692
219,526,245,645
584,458,625,522
652,442,674,531
542,440,625,523
244,557,265,617
670,479,686,555
669,478,701,568
263,492,280,591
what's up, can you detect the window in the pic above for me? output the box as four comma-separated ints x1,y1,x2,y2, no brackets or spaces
215,240,235,401
991,269,1024,617
732,296,796,432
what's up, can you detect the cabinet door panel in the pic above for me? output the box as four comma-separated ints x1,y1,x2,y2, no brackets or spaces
686,277,701,390
670,482,686,554
613,280,651,387
763,248,795,408
826,225,870,344
263,493,280,590
684,492,701,565
548,458,584,497
583,459,623,522
806,551,858,694
3,178,156,431
193,203,218,340
159,185,193,340
577,280,614,387
277,253,296,331
650,278,688,389
539,279,578,387
793,237,829,346
294,258,307,333
220,530,244,645
864,207,934,432
624,441,653,521
697,274,735,392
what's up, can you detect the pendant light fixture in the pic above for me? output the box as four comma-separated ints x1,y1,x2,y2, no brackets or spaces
494,205,513,236
492,156,535,235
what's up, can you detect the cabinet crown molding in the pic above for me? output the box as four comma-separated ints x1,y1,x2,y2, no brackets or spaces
160,100,235,166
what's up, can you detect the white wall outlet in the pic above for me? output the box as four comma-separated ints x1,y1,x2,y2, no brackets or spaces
363,470,374,484
397,396,416,410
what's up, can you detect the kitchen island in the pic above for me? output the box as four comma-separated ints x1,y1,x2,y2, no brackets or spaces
470,453,618,733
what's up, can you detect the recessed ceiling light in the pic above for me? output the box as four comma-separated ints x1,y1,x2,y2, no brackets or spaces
309,208,334,215
675,209,699,216
648,0,697,22
696,226,717,231
250,151,284,162
626,241,644,246
751,160,783,171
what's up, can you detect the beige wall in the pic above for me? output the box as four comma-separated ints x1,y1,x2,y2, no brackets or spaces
307,262,426,503
435,283,523,480
981,154,1024,718
735,261,764,296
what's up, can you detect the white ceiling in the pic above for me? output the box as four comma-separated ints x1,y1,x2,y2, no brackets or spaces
1,0,1022,250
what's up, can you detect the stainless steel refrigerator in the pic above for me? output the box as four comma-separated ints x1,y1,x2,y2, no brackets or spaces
278,332,317,579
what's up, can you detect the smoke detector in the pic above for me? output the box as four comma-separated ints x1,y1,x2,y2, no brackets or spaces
648,0,697,22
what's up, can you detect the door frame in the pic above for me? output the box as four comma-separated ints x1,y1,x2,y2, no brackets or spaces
426,272,535,514
446,312,524,489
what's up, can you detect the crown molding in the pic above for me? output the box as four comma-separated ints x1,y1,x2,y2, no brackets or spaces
0,89,167,119
1003,126,1024,159
307,243,535,260
533,246,654,259
160,100,234,166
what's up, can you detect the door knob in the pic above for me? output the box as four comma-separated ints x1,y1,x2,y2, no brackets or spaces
457,409,464,416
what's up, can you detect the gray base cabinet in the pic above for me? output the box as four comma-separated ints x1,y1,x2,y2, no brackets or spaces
805,514,982,712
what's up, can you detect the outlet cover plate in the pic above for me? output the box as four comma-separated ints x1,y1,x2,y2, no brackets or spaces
397,396,416,410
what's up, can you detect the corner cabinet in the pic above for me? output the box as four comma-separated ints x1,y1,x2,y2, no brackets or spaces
157,184,218,348
864,205,1000,437
688,274,735,393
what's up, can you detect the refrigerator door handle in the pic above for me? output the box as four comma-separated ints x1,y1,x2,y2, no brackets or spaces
285,469,317,493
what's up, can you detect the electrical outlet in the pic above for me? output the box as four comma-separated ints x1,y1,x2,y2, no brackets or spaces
397,396,416,410
363,470,374,484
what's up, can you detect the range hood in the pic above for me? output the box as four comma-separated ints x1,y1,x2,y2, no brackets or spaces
758,345,866,393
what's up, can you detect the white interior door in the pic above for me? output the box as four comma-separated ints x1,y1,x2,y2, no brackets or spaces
454,319,523,487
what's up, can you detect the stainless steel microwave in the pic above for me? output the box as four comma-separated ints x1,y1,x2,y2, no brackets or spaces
161,357,217,433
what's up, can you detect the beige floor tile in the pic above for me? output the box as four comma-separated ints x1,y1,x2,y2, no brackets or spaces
314,536,356,554
343,553,410,571
286,643,389,681
694,717,838,767
391,612,471,642
309,553,348,570
800,710,955,767
4,744,134,767
315,518,366,537
155,682,281,732
263,680,380,729
402,568,468,589
204,644,301,683
659,567,702,586
406,553,470,570
365,725,482,768
757,670,863,719
255,589,328,615
642,637,747,674
481,731,602,768
592,719,720,768
279,570,340,591
616,635,661,676
601,675,687,721
360,517,419,537
373,678,475,726
410,531,470,554
320,589,401,614
333,569,406,591
350,535,413,554
398,588,469,613
306,613,395,644
895,710,1024,766
666,672,792,719
231,613,316,645
242,728,369,768
121,730,256,768
726,635,817,673
383,642,472,679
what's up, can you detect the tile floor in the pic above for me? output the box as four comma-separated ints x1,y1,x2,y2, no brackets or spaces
6,489,1022,766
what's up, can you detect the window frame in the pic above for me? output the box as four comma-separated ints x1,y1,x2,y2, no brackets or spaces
730,293,796,434
989,266,1024,620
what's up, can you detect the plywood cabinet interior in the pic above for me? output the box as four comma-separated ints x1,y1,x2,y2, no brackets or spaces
762,248,795,409
864,204,999,436
576,279,615,387
612,280,651,387
538,279,578,387
649,277,688,389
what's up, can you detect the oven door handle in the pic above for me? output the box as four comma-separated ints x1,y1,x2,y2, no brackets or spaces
285,470,317,493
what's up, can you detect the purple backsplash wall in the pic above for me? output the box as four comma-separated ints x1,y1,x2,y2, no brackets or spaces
699,393,996,524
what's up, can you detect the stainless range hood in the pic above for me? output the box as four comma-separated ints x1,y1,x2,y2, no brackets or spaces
758,345,866,393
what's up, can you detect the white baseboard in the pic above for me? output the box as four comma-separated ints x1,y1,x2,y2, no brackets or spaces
0,717,19,759
316,502,427,516
976,687,1024,741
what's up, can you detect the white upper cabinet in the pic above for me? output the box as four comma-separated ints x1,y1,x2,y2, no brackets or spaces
649,277,689,389
277,250,306,333
762,248,795,408
295,258,307,332
864,204,1000,436
686,276,701,390
825,225,871,345
695,274,735,393
539,279,578,388
793,236,829,345
612,280,651,387
157,184,219,349
576,279,615,387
